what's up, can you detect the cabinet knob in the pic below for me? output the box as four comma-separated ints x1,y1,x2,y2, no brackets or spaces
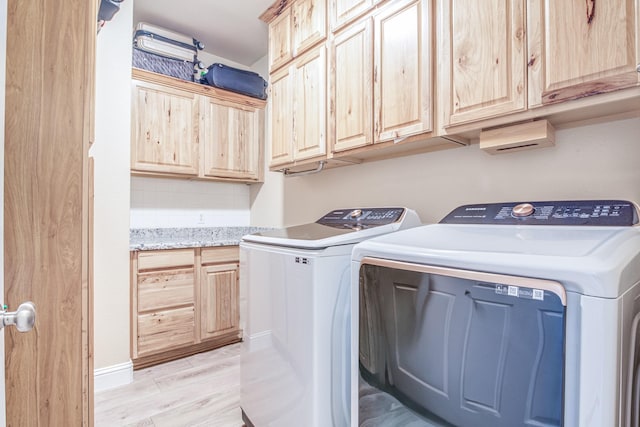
636,64,640,73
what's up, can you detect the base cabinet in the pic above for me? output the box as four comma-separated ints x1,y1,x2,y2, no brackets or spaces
201,263,239,341
131,247,241,369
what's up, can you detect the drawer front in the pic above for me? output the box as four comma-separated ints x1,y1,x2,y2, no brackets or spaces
137,249,195,270
137,268,194,312
201,246,239,265
137,306,195,356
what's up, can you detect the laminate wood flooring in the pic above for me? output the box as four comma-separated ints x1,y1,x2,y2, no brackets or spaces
94,343,242,427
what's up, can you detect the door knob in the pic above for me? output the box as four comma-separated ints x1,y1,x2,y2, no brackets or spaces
1,302,36,332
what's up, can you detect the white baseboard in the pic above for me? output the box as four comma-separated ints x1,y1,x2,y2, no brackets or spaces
94,360,133,392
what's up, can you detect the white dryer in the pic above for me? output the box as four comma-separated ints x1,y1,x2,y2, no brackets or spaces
240,207,421,427
351,200,640,427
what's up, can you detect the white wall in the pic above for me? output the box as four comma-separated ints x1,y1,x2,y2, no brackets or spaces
249,54,285,227
249,117,640,227
90,0,133,370
131,177,250,228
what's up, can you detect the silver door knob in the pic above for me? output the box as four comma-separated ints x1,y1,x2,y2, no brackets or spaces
1,302,36,332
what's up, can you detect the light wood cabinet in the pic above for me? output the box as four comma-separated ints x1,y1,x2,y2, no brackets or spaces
265,0,327,73
294,45,328,161
201,264,239,341
268,8,293,73
438,0,640,129
132,249,196,361
131,80,200,175
527,0,639,107
131,68,265,182
292,0,327,56
438,0,526,126
131,246,241,369
269,65,295,166
330,0,432,153
329,0,375,31
200,98,264,180
269,44,327,167
330,18,373,152
374,0,432,142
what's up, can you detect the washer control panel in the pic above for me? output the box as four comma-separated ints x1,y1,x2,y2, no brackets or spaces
441,200,638,226
317,208,405,229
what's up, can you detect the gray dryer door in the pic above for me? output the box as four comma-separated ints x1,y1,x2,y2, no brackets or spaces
359,264,565,427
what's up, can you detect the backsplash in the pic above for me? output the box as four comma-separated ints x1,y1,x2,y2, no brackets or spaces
130,177,250,228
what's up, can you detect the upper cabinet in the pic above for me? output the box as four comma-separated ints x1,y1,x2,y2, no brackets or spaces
269,45,327,168
200,98,263,181
293,45,328,161
374,0,432,142
438,0,640,129
268,8,293,73
527,0,640,107
292,0,327,56
264,0,327,72
330,0,433,153
131,69,266,183
131,80,200,175
438,0,526,126
329,0,375,31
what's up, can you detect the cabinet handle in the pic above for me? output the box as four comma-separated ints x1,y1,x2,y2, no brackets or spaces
281,161,326,177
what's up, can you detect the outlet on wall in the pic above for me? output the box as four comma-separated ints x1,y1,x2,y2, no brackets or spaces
198,213,205,225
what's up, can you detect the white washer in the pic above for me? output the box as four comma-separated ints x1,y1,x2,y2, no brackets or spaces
240,207,421,427
351,200,640,427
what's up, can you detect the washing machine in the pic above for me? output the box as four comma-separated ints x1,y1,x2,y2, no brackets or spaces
239,207,421,427
350,200,640,427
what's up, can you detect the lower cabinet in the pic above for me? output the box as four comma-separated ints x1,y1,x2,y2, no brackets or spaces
131,246,241,369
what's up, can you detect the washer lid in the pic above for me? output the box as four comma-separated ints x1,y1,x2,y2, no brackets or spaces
243,207,421,249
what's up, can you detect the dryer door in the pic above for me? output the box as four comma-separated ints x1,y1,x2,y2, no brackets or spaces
359,262,566,427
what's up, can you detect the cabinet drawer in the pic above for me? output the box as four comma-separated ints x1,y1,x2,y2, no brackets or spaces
201,246,239,265
137,249,195,270
137,306,195,356
137,268,194,312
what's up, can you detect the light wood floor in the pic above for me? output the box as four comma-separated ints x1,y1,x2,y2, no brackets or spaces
94,343,243,427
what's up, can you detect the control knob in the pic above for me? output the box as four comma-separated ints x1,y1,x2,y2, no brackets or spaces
350,209,363,219
512,203,535,218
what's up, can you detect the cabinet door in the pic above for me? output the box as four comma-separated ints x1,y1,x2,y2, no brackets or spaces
201,263,240,341
269,65,295,167
330,18,373,152
528,0,639,107
269,8,293,72
293,45,328,160
438,0,526,126
374,0,432,142
200,98,263,181
292,0,327,56
131,80,199,175
329,0,374,31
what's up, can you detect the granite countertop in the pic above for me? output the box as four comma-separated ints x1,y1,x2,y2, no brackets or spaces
130,227,272,251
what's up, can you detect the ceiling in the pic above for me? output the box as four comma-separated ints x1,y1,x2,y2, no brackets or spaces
133,0,275,66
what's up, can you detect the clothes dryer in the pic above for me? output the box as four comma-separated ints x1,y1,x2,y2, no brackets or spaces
351,200,640,427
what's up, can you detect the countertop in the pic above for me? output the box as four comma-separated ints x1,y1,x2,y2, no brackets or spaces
129,227,272,251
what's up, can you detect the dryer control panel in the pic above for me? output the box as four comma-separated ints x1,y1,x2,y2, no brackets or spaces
317,208,405,229
441,200,639,226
